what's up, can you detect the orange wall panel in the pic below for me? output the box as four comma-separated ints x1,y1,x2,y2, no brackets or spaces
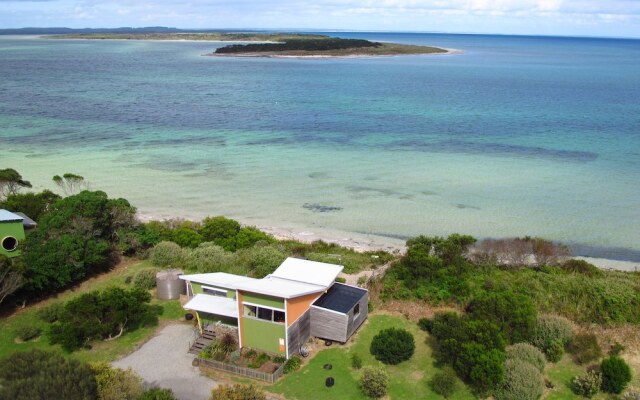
287,292,322,326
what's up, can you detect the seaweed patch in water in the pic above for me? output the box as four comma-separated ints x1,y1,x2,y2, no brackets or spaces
303,203,343,213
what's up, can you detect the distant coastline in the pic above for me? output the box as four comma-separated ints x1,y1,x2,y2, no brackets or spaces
45,32,451,58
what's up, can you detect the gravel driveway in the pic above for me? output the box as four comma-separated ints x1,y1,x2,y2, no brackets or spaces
113,324,218,400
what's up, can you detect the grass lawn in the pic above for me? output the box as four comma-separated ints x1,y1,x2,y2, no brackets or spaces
269,313,475,400
0,258,187,363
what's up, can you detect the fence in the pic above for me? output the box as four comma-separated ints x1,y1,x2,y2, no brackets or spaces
197,357,285,383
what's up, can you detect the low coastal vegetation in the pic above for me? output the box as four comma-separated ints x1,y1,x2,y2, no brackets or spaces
1,168,639,399
45,31,448,57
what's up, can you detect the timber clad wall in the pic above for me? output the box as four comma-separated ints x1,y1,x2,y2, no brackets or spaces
287,310,311,356
346,292,368,339
310,306,348,343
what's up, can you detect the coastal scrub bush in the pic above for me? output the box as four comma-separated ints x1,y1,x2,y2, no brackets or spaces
234,226,274,250
133,268,159,290
151,241,184,267
37,302,65,323
506,343,546,373
283,356,301,374
430,367,459,398
169,222,202,249
49,287,160,351
360,366,389,398
530,315,573,361
370,327,415,365
138,387,177,400
418,317,432,332
454,342,505,393
199,216,241,251
560,259,602,277
571,370,602,398
209,384,265,400
0,189,60,221
351,353,363,370
185,243,235,273
600,356,632,394
15,325,41,341
568,333,602,365
248,353,270,369
240,244,285,278
466,290,537,343
0,349,97,400
90,362,143,400
494,359,544,400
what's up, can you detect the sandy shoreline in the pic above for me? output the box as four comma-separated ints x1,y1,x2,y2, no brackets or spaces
136,212,639,272
209,47,461,59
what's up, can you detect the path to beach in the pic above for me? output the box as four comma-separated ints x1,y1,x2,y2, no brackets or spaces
113,324,217,400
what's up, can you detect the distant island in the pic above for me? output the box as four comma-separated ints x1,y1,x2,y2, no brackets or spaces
45,32,450,57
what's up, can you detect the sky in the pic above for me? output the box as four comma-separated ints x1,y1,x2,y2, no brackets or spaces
1,0,640,38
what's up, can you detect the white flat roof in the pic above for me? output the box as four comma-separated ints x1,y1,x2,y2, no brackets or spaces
180,272,257,290
271,257,344,288
0,209,23,222
183,294,238,318
235,276,325,299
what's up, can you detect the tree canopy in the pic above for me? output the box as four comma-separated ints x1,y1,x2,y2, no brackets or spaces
0,168,32,200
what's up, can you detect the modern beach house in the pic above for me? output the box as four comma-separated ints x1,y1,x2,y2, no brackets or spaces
180,257,368,358
0,209,36,258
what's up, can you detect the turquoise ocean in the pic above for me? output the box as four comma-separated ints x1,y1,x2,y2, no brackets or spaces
0,33,639,260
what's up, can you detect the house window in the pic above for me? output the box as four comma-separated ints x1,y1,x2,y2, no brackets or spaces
274,310,285,323
354,303,360,318
258,308,273,321
243,305,257,317
1,236,18,252
202,286,227,297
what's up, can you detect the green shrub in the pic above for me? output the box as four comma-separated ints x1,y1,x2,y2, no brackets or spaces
15,325,41,341
273,355,286,364
248,353,270,369
49,287,160,351
91,362,143,400
218,332,237,355
335,277,347,283
245,349,257,358
360,366,389,398
357,276,367,286
36,302,65,323
351,353,363,370
561,259,602,277
600,356,632,394
133,268,159,290
370,327,415,365
0,349,97,400
454,342,505,393
137,387,177,400
571,370,602,398
506,343,546,373
430,367,459,398
283,356,301,374
199,216,241,251
209,384,265,400
568,333,602,365
609,342,625,356
242,245,285,278
418,317,432,332
151,241,184,267
185,243,235,273
466,290,537,344
545,340,564,363
495,359,544,400
531,315,573,360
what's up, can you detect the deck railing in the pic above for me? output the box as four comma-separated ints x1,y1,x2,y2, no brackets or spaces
197,357,285,383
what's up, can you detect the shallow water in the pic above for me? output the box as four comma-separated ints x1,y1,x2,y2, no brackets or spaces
1,33,639,259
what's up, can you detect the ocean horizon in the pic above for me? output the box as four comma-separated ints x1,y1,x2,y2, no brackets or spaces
1,32,639,261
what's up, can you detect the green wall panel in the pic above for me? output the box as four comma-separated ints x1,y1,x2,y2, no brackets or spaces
190,282,235,298
242,292,284,309
242,317,286,354
0,221,25,258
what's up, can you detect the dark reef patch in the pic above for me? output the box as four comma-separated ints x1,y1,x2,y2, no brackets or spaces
303,203,343,213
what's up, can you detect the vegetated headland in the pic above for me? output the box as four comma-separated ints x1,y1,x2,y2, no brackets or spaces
46,32,450,57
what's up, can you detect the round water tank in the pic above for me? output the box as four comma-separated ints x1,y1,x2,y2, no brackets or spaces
156,269,185,300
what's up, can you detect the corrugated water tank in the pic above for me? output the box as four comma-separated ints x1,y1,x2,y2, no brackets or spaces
156,269,185,300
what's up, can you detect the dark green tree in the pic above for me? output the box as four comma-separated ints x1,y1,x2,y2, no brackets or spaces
52,173,86,195
600,356,632,394
370,328,415,365
466,291,537,343
199,216,241,251
0,168,32,200
0,349,97,400
0,189,61,221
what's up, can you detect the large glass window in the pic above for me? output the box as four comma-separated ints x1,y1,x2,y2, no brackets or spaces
354,303,360,317
274,310,286,323
243,305,257,317
258,308,273,321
